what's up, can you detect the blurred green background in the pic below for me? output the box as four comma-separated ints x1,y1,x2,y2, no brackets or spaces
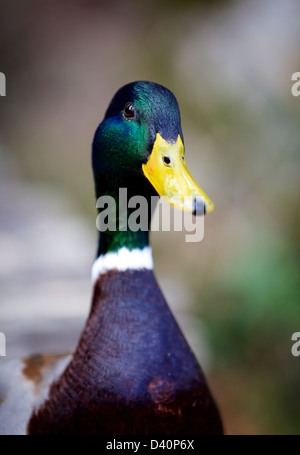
0,0,300,434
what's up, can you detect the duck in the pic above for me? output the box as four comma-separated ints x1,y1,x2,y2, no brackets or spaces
0,81,223,435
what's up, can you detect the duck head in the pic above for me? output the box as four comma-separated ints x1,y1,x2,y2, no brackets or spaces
92,81,214,254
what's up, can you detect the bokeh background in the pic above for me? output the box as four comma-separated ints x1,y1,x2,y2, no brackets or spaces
0,0,299,434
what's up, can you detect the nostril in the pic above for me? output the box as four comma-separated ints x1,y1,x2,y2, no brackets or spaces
163,156,171,165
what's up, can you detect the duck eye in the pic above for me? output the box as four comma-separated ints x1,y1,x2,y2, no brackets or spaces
123,102,135,119
163,156,171,165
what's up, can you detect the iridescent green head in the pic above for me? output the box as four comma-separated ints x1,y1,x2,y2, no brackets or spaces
93,81,182,194
92,81,213,254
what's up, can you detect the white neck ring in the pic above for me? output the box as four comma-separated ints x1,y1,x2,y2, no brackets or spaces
91,246,153,284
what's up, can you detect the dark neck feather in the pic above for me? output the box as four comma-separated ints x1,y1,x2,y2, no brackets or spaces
94,176,157,256
28,270,223,435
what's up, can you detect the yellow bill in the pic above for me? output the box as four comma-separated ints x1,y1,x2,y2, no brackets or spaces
142,133,214,214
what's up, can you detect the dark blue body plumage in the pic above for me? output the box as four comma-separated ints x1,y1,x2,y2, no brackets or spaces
28,270,222,434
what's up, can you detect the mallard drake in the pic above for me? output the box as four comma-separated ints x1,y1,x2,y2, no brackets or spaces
0,81,223,435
